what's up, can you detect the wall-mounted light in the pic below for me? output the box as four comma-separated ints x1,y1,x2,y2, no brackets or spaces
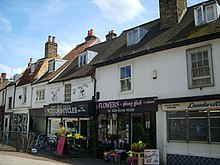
19,95,22,99
152,70,157,79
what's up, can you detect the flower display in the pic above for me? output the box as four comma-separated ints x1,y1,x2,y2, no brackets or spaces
103,150,118,160
131,141,146,152
127,151,137,164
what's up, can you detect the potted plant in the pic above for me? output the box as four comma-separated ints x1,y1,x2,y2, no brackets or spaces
131,141,146,152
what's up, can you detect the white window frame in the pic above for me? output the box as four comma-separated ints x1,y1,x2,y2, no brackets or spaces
36,89,45,101
186,45,214,89
64,84,71,102
127,28,140,46
78,53,87,67
205,4,217,23
194,5,204,26
23,87,27,103
48,60,55,73
120,64,132,93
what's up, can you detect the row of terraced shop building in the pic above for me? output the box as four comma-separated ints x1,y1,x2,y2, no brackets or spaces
0,0,220,164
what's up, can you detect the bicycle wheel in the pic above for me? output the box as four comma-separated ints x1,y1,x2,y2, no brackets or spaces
38,140,48,152
29,140,39,153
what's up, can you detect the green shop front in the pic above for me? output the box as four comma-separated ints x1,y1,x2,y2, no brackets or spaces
96,97,157,155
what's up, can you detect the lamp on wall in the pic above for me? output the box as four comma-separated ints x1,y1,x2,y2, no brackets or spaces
19,95,22,99
152,70,157,79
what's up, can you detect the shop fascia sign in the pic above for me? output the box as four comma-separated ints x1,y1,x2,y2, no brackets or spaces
96,97,157,113
45,102,89,116
162,100,220,111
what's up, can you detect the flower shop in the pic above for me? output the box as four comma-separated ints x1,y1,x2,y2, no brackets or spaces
96,97,158,163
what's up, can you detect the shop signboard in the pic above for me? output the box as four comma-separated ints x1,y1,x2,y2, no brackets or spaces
44,101,91,116
97,97,157,113
144,149,159,165
162,100,220,111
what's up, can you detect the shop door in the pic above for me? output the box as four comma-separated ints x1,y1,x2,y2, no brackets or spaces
132,112,156,148
3,115,10,132
132,114,145,143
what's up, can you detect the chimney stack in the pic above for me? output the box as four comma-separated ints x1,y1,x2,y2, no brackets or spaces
105,30,117,41
85,29,96,42
45,35,58,58
1,73,6,80
28,58,33,66
159,0,187,29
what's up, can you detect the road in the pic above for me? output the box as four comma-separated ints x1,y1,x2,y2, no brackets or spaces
0,151,71,165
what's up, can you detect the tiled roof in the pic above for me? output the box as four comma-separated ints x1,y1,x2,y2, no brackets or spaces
35,38,99,84
17,58,48,86
51,56,95,83
90,1,220,67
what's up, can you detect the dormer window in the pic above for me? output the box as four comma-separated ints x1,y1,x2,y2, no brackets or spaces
78,50,97,67
30,62,38,74
194,2,220,26
127,27,148,46
79,53,87,67
48,60,55,73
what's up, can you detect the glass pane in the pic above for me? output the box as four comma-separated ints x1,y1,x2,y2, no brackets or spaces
168,112,186,118
125,66,131,78
121,79,131,92
210,128,220,142
169,119,185,127
197,7,203,24
206,5,215,21
189,127,208,141
210,118,220,127
120,67,125,79
188,111,207,117
169,127,186,141
191,53,196,62
189,119,208,141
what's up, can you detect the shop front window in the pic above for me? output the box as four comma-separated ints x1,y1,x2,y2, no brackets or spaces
210,111,220,142
98,112,156,150
168,112,187,141
168,110,219,143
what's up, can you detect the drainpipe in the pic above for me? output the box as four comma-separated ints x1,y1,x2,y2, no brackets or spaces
91,75,98,157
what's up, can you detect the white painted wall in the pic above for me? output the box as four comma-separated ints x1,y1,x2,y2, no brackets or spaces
96,39,220,163
0,89,6,106
14,84,32,108
5,85,15,113
32,82,48,109
48,82,63,104
96,39,220,101
70,76,94,102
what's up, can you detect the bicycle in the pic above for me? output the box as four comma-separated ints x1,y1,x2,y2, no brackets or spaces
29,133,48,153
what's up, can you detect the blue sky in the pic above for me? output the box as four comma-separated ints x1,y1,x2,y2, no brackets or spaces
0,0,205,78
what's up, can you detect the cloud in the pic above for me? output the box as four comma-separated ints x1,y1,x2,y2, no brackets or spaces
0,14,12,31
0,64,24,78
58,41,76,57
93,0,145,24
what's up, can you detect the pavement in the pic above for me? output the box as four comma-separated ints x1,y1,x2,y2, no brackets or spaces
0,141,129,165
0,151,127,165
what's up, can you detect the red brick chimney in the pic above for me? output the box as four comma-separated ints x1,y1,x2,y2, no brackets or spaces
159,0,187,29
105,30,117,41
28,58,33,66
85,29,96,42
1,73,6,80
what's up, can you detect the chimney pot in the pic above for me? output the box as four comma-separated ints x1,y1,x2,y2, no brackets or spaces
52,36,56,43
105,29,117,41
48,35,52,42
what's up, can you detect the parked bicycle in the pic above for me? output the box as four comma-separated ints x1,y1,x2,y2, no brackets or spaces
29,133,57,154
